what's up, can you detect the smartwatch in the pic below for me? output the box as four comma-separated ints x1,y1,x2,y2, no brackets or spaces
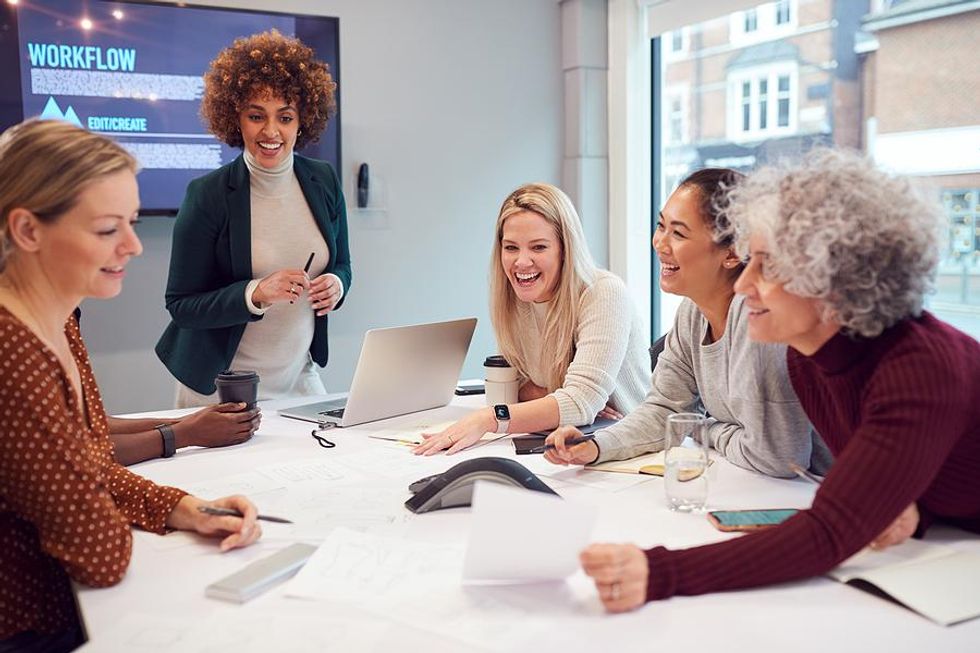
155,424,177,458
493,404,511,434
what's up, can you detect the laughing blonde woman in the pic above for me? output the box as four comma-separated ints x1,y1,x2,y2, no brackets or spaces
414,183,649,455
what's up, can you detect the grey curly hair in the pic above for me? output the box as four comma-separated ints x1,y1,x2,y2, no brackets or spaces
721,148,944,337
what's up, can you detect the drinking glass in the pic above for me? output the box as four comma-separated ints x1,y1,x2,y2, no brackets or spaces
664,413,708,512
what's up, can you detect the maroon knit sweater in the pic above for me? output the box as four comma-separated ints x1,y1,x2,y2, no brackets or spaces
644,312,980,601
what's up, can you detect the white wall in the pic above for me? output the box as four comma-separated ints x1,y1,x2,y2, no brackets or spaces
81,0,563,413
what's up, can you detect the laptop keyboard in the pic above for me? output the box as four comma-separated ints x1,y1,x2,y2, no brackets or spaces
318,407,345,418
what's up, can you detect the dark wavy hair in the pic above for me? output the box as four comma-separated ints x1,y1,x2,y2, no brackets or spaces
201,29,336,149
677,167,745,248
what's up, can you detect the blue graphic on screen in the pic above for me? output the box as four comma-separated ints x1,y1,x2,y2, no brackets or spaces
5,0,340,214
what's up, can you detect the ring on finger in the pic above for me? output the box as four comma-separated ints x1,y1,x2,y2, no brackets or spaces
447,434,455,445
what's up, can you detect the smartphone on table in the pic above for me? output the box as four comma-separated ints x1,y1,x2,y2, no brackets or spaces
454,381,485,396
512,434,547,455
707,509,799,532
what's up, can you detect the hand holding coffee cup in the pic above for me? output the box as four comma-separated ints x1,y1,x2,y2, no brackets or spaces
215,370,260,410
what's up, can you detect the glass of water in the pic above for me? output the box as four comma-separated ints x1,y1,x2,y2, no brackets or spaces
664,413,708,512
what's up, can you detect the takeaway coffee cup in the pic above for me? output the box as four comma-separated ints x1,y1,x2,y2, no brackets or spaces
484,355,519,406
215,370,260,409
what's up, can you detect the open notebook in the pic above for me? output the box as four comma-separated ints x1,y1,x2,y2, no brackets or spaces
829,538,980,626
589,449,711,477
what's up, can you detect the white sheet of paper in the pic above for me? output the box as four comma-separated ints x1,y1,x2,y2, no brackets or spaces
180,471,285,499
256,483,413,542
257,458,357,485
78,608,391,653
285,527,464,605
538,466,655,492
462,481,597,584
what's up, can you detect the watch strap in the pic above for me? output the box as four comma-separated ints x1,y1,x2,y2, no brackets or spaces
493,404,511,434
155,424,177,458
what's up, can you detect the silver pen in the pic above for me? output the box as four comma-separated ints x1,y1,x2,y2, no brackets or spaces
197,505,293,524
789,463,824,485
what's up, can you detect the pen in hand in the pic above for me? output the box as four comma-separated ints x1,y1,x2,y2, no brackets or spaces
789,463,824,485
302,252,315,276
529,434,596,454
197,505,293,524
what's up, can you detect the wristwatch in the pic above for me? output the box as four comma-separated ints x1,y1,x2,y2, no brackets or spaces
493,404,511,434
155,423,177,458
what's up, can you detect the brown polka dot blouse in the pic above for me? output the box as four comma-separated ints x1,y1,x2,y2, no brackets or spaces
0,308,187,639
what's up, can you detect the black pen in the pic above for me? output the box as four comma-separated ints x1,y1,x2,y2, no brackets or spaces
302,252,315,275
197,505,293,524
528,434,596,454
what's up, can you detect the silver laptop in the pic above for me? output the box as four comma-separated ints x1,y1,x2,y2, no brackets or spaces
279,317,477,427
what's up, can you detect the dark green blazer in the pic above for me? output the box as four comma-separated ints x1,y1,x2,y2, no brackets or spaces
155,154,352,395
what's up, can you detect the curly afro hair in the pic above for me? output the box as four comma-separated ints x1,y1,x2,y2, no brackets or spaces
201,29,336,149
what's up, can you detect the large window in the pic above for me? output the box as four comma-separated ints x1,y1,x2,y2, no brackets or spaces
652,0,980,340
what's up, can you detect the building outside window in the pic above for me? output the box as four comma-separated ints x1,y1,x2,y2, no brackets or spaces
654,0,980,340
730,0,798,44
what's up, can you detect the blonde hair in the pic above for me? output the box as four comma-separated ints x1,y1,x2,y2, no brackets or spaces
489,183,598,391
0,120,138,273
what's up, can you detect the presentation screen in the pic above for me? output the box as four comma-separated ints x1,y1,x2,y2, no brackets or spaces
0,0,340,215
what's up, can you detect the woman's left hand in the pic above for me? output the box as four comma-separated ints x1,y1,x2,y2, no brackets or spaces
167,495,262,552
869,503,919,550
580,543,648,613
309,273,343,316
412,409,496,456
596,401,623,420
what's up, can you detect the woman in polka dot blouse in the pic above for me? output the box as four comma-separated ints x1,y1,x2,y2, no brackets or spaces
0,120,263,652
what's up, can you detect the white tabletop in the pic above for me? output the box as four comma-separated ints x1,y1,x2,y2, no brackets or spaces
76,396,980,653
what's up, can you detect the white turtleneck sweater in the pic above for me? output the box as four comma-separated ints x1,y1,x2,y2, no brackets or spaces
175,151,331,407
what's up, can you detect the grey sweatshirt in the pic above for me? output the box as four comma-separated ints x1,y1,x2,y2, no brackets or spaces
593,294,832,477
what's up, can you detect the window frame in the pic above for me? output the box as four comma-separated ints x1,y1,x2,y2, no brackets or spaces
729,0,798,45
727,62,799,141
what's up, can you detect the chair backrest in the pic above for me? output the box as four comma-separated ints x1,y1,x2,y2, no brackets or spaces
649,333,667,372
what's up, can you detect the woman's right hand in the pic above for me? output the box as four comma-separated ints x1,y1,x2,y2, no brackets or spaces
412,408,496,456
252,269,310,307
580,543,648,613
543,426,600,466
167,495,262,552
174,403,261,449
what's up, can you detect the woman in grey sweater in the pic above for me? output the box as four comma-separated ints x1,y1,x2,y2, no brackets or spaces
545,169,830,477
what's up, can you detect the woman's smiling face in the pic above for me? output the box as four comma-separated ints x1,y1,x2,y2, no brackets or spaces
652,184,734,303
239,92,299,168
500,210,563,303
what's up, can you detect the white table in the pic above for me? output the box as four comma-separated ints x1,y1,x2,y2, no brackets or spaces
77,396,980,652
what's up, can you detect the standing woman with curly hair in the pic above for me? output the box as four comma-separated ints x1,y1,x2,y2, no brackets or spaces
578,149,980,613
156,30,350,406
